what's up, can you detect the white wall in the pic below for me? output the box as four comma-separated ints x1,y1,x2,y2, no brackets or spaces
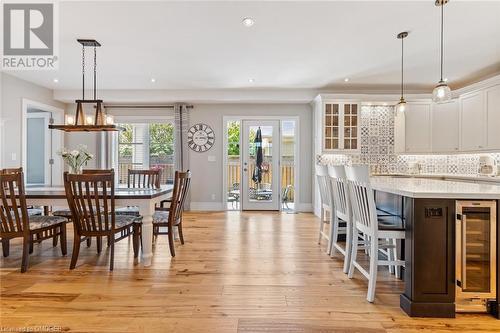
189,103,313,211
0,73,66,168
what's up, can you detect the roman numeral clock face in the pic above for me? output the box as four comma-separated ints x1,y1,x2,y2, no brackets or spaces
187,123,215,153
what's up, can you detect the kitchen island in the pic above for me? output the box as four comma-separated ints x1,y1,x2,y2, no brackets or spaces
370,176,500,318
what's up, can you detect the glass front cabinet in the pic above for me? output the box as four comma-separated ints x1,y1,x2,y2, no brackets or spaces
323,102,360,152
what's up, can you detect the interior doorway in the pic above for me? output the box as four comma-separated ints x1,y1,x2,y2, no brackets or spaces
22,99,64,186
223,117,298,212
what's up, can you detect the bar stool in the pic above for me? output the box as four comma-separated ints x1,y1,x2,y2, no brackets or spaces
345,165,405,303
327,165,350,273
315,164,333,253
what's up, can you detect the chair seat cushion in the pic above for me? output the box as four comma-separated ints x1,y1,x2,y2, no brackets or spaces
115,206,140,216
113,214,143,228
29,215,67,230
27,208,43,216
378,216,405,231
153,211,169,224
52,209,72,217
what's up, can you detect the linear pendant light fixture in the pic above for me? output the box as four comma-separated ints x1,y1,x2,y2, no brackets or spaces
49,39,121,132
396,31,409,114
432,0,452,103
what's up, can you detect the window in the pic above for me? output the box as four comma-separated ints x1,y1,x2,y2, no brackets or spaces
117,123,174,184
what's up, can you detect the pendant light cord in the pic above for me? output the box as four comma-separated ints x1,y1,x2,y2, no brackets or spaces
93,46,97,100
82,45,85,100
401,36,404,98
440,2,444,82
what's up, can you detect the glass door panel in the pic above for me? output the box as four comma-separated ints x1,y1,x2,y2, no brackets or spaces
241,120,280,210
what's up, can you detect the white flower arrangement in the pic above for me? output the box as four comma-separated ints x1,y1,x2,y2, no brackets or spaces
58,145,93,174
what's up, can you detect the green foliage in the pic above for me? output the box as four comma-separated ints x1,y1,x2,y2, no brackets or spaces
118,123,174,158
227,121,240,156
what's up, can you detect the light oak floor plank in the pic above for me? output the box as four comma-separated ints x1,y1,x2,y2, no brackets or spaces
1,211,499,332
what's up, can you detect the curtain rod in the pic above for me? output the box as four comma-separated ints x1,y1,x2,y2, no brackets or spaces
103,105,193,109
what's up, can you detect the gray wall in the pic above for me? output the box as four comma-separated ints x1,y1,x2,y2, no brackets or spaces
188,103,313,210
0,73,66,168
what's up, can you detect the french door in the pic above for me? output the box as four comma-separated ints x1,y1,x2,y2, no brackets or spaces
241,120,280,210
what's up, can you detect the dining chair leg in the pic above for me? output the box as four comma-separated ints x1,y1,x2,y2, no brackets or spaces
177,223,185,245
318,208,325,245
2,239,10,257
21,236,30,273
168,226,176,257
109,237,115,271
329,213,338,256
60,224,67,256
29,234,34,254
97,236,102,254
367,239,378,303
347,231,359,279
387,238,395,275
52,232,58,247
392,239,401,279
70,232,81,270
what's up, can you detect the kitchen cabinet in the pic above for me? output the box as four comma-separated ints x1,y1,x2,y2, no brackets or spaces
323,102,360,152
486,85,500,150
460,91,487,151
402,103,432,153
432,100,459,152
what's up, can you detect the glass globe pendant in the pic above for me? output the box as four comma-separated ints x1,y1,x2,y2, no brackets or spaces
432,0,451,103
396,32,408,114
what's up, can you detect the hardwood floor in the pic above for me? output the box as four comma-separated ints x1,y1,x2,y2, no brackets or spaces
1,211,499,332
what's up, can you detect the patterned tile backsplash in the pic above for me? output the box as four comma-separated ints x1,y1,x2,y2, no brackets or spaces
317,105,500,175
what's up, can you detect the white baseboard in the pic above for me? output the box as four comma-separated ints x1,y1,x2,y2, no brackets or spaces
189,202,225,211
296,203,313,212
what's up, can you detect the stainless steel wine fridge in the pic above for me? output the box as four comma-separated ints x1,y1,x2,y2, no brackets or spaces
456,200,497,313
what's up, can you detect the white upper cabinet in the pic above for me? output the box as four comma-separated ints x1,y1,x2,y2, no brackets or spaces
432,100,459,153
486,85,500,150
322,102,360,152
403,103,432,153
460,91,487,151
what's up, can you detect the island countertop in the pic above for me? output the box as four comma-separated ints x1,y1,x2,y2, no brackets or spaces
371,176,500,199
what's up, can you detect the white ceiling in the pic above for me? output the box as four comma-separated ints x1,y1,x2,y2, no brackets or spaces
4,1,500,93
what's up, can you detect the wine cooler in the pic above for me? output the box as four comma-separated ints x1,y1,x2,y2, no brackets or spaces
456,201,497,312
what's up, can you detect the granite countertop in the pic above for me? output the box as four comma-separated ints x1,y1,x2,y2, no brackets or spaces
371,176,500,199
372,173,500,184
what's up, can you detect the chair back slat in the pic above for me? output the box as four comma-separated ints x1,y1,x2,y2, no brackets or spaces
127,169,161,189
315,164,332,207
345,165,378,236
169,171,192,225
328,165,350,218
64,171,115,235
0,169,29,235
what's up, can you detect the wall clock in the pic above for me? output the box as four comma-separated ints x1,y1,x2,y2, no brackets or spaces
187,123,215,152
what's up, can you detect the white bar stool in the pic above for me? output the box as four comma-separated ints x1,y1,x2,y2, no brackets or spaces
345,165,405,303
315,164,333,253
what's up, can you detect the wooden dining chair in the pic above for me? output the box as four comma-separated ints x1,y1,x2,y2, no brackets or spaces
115,169,162,217
345,165,405,302
152,170,191,257
0,169,68,272
315,164,333,252
63,170,142,270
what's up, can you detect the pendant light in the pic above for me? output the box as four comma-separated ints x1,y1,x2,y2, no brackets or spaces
396,31,408,114
432,0,451,103
49,39,121,132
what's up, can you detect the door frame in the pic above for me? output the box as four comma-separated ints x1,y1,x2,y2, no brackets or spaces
22,99,65,186
222,115,300,211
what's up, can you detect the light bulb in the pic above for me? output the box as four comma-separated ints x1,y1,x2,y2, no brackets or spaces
396,99,406,114
105,115,114,125
85,116,94,125
65,115,75,125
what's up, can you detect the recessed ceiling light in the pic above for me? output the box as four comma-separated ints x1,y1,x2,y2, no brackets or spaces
53,78,59,83
248,78,255,83
150,78,156,83
443,78,448,82
242,17,255,27
344,78,350,82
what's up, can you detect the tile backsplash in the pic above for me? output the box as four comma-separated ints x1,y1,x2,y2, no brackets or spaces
317,105,500,175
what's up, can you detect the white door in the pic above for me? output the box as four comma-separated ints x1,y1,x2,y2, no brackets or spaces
26,112,51,185
241,120,280,211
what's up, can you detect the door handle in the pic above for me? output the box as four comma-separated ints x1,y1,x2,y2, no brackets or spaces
243,168,248,172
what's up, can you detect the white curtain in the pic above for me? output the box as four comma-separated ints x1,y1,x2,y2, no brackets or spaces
174,103,190,172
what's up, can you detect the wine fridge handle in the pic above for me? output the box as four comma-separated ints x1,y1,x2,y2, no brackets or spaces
462,214,467,290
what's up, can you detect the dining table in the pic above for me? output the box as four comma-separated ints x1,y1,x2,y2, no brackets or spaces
24,185,173,267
